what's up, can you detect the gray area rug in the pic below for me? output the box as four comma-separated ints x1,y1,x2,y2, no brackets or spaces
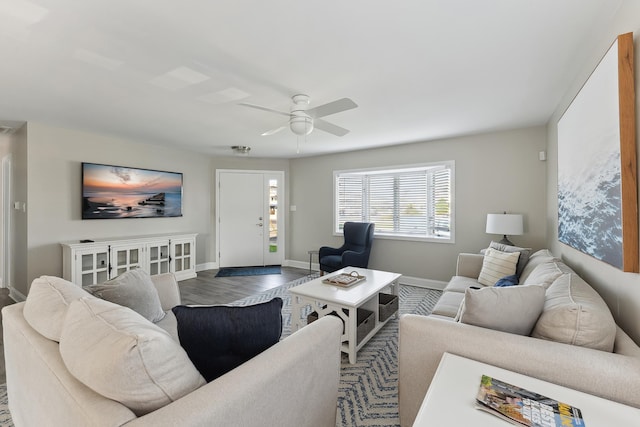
0,274,441,427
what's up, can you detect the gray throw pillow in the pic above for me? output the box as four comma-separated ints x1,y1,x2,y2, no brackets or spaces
458,284,545,335
85,268,166,323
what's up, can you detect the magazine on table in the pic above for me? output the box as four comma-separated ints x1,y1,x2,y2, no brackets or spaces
475,375,586,427
322,271,366,287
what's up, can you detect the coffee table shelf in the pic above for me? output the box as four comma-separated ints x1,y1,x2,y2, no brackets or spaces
290,268,401,363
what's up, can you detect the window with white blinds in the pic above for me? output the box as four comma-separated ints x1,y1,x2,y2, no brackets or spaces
334,162,454,242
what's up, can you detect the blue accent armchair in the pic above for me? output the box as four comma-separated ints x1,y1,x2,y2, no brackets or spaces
319,222,375,273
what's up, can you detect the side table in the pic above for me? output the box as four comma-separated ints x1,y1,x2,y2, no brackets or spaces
412,352,640,426
307,249,319,273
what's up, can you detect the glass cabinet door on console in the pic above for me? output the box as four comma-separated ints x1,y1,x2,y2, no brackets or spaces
146,240,170,275
110,244,145,277
170,237,196,280
74,245,110,287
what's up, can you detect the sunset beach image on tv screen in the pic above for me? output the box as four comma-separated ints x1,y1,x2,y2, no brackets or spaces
82,163,183,219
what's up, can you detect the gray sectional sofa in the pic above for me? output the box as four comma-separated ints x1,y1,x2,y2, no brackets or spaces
398,248,640,427
3,273,343,427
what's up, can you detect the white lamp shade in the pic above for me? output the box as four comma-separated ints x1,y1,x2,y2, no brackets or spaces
486,214,523,236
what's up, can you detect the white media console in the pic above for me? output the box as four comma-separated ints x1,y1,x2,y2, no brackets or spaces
61,233,197,286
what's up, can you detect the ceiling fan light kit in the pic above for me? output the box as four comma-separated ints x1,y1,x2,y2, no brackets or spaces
290,115,314,136
231,145,251,155
239,94,358,139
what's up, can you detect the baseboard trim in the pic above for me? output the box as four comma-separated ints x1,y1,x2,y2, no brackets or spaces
196,262,217,272
399,276,447,290
9,286,26,303
284,259,316,272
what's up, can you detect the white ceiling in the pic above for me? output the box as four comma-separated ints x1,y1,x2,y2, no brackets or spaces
0,0,623,158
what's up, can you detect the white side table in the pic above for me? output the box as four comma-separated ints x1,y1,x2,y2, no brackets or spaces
413,353,640,426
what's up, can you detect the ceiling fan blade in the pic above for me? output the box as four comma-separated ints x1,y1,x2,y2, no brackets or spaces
306,98,358,118
261,125,288,136
314,118,350,137
238,102,290,117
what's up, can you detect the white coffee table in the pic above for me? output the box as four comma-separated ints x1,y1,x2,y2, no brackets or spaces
413,352,640,426
290,267,401,363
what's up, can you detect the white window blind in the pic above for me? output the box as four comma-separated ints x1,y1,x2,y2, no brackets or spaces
335,162,454,242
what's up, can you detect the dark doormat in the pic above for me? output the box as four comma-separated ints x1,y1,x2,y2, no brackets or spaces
215,265,282,277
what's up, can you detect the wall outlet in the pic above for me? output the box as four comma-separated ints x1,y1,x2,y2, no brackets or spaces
290,205,297,212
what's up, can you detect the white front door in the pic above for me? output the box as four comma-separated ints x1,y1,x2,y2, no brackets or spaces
217,170,284,268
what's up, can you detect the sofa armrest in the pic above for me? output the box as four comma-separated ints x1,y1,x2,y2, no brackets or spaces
127,316,343,427
455,253,484,278
150,273,181,311
398,314,640,427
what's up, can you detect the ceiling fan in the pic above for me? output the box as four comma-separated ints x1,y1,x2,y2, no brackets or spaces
239,94,357,137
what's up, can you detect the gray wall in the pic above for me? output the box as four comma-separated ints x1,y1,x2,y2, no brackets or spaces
289,126,547,282
23,122,212,291
546,0,640,344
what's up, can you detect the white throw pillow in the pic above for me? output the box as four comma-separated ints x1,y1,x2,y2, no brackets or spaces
59,297,205,416
458,285,546,335
522,261,566,289
531,273,617,352
477,248,520,287
23,276,93,341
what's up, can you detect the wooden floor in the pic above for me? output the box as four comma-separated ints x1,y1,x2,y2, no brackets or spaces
178,266,312,305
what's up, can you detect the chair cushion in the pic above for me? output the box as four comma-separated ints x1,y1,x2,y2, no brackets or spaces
443,276,483,293
172,298,283,382
431,291,466,318
477,248,520,287
320,255,343,268
23,276,93,342
457,285,545,335
531,273,617,352
59,297,205,416
84,268,166,323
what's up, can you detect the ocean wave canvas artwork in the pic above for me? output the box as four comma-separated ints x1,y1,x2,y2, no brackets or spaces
82,163,183,219
557,34,637,271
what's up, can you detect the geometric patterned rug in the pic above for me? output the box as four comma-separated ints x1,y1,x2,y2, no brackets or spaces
230,273,442,427
0,386,9,427
0,273,441,427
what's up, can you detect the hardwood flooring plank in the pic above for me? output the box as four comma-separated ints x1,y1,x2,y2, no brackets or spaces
178,267,311,305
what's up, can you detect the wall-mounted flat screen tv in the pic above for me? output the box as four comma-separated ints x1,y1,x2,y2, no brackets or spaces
82,162,183,219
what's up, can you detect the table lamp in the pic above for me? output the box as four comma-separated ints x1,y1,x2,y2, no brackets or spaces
486,212,523,246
